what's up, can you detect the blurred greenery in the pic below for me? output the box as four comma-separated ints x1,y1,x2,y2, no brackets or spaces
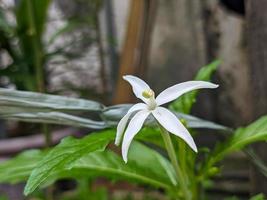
200,116,267,181
0,1,266,198
0,0,104,95
169,60,221,114
0,196,7,200
0,0,51,91
249,194,266,200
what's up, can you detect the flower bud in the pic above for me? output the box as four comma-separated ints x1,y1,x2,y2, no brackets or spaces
208,167,220,176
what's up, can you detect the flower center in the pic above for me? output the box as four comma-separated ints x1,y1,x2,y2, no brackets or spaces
142,89,157,110
142,89,154,98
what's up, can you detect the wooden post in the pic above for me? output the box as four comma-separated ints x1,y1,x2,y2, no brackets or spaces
246,0,267,195
113,0,157,104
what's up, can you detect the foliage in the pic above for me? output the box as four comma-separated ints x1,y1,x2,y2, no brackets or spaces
0,196,7,200
214,116,267,159
70,141,176,189
169,60,221,113
0,87,106,129
245,148,267,177
0,88,229,131
0,150,43,184
200,116,267,180
249,194,266,200
0,134,175,193
24,130,114,195
1,61,267,199
0,0,100,92
22,128,176,195
0,0,52,91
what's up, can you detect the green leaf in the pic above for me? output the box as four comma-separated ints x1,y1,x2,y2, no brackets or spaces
16,0,51,44
245,148,267,178
169,60,221,114
0,129,174,193
0,195,8,200
220,116,267,155
0,150,43,184
31,0,51,39
0,110,106,129
69,141,176,189
2,140,175,194
202,116,267,175
194,60,221,81
250,194,265,200
0,90,229,131
24,130,114,195
175,112,230,132
16,0,51,38
136,127,164,148
0,88,106,129
102,104,230,132
14,0,51,90
0,88,104,112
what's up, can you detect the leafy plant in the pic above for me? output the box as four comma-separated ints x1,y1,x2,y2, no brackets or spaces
199,116,267,181
24,130,113,194
0,0,100,92
0,0,52,91
0,61,266,200
249,194,266,200
0,150,44,184
169,60,220,113
0,88,228,131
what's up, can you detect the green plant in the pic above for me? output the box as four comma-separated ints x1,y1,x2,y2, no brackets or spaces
0,0,101,92
0,0,51,91
0,61,266,199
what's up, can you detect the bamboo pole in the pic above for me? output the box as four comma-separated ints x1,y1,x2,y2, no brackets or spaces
113,0,157,104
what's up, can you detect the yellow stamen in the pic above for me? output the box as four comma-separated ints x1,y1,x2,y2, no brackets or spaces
142,89,154,99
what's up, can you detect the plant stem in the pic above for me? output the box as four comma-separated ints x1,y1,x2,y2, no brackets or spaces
26,0,52,148
158,125,191,200
94,12,108,96
26,1,53,199
26,0,45,92
178,138,186,176
43,123,51,148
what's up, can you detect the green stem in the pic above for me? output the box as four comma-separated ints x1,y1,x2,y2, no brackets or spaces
78,179,91,200
26,0,51,147
178,138,199,200
26,0,45,92
159,125,191,200
178,138,186,176
26,1,53,199
42,123,51,148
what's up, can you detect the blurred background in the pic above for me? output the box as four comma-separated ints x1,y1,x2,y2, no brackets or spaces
0,0,266,199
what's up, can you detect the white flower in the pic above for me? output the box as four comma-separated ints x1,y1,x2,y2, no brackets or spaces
115,75,219,162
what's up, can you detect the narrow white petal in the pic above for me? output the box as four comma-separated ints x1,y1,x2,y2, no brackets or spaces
122,110,150,162
123,75,151,103
155,81,218,106
152,107,197,152
115,103,147,146
127,103,148,114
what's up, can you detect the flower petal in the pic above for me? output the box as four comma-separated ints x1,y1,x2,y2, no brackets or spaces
152,107,197,152
122,110,150,162
115,103,147,146
155,81,218,106
123,75,151,103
